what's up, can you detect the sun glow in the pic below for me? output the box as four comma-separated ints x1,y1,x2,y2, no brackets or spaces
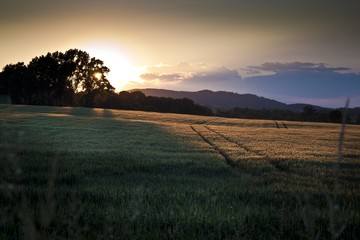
83,43,143,91
94,72,102,80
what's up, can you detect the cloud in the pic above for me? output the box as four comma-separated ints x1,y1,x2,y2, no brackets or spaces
136,61,243,92
187,67,241,83
134,61,360,107
242,62,360,101
247,62,352,73
141,62,242,84
145,61,214,74
140,73,189,82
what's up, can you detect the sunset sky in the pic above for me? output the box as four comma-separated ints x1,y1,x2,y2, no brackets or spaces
1,0,359,107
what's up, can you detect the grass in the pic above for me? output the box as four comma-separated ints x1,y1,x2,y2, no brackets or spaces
0,104,360,239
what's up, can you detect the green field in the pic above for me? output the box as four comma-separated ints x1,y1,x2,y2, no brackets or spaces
1,104,360,239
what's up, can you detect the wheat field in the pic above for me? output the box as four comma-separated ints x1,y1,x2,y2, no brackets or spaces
1,104,359,239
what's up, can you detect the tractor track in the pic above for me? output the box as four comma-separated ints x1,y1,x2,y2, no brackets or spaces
203,126,263,157
190,125,237,168
205,125,290,172
191,124,290,172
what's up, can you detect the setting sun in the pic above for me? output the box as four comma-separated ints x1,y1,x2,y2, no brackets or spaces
94,72,102,80
83,43,142,91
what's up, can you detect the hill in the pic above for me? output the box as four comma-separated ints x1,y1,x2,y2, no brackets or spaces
130,88,323,112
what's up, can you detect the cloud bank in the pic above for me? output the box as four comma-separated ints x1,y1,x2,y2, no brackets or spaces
247,62,352,73
242,62,360,107
138,62,242,90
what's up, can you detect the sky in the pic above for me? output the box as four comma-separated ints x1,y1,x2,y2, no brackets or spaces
1,0,359,108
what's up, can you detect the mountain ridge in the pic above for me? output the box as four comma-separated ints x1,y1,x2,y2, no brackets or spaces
129,88,326,112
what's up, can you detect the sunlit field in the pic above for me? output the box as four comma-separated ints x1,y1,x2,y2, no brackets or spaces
1,104,359,239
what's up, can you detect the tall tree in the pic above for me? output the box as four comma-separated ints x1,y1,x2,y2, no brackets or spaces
28,53,62,105
28,52,75,105
328,110,342,123
63,49,114,107
0,62,30,104
49,51,76,105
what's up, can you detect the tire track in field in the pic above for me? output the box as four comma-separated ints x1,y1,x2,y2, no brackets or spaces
191,125,277,172
204,125,289,172
273,120,288,129
204,126,257,156
190,125,237,168
191,124,289,172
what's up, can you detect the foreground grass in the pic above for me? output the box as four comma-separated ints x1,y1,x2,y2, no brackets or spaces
0,104,359,239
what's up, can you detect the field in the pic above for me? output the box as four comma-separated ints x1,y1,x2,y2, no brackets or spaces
1,104,360,239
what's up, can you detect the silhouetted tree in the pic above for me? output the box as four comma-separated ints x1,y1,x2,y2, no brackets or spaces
328,110,342,123
117,91,132,109
0,62,30,104
0,49,114,107
302,105,316,121
98,91,213,116
28,52,74,105
303,105,315,115
63,49,114,107
51,51,78,105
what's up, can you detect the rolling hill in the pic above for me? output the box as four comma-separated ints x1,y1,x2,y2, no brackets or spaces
130,88,324,112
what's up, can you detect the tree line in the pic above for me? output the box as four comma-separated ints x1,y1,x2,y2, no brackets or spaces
1,49,358,123
0,49,212,116
0,49,113,107
217,106,356,124
101,91,213,115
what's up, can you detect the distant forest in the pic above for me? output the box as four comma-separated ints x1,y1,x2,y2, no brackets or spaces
1,49,359,124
